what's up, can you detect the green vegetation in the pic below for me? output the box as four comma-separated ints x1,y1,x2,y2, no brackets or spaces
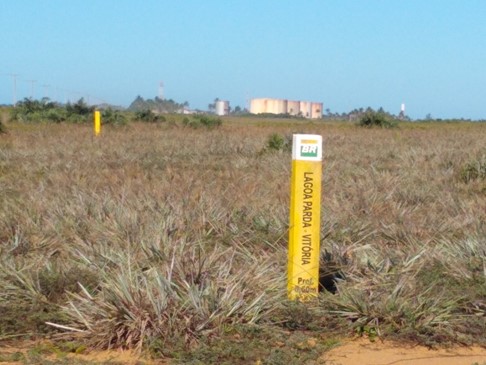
358,109,398,128
10,98,95,123
0,120,485,363
264,133,291,152
134,109,166,123
182,114,222,129
100,108,128,126
128,95,187,114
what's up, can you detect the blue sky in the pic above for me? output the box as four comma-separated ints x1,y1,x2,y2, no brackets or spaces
1,0,485,119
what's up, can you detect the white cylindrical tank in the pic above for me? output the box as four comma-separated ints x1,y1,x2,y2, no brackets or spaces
215,100,230,116
300,101,311,118
250,98,322,118
311,102,323,119
266,99,276,114
277,99,288,114
287,100,300,116
250,98,268,114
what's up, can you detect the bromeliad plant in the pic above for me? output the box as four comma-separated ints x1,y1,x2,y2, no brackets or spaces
48,239,284,350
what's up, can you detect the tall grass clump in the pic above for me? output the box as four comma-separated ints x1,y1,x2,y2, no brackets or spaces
318,237,486,345
461,155,486,183
50,239,283,350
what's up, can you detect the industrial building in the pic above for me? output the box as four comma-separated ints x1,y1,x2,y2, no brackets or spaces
250,98,323,119
215,100,230,116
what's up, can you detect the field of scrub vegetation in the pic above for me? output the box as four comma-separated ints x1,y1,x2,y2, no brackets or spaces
0,111,485,364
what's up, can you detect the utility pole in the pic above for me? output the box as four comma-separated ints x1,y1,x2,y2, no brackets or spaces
8,73,19,106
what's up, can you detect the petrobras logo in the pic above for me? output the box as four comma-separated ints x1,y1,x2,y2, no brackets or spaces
300,139,319,158
292,134,322,161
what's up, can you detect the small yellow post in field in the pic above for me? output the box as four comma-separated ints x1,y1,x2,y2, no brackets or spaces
288,134,322,301
94,110,101,136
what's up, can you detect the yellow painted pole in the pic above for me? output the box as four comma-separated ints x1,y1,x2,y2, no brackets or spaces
288,134,322,301
94,110,101,136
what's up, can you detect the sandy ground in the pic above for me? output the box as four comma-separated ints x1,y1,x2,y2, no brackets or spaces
323,338,486,365
0,341,166,365
1,339,486,364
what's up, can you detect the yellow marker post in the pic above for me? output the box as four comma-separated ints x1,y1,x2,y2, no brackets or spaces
94,110,101,136
288,134,322,301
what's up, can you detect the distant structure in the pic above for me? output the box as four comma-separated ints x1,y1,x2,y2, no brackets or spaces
215,100,230,116
158,81,164,100
249,98,323,119
399,103,406,119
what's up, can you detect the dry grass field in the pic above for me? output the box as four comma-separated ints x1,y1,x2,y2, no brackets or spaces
0,116,485,364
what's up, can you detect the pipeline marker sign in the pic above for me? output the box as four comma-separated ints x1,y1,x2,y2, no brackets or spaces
94,110,101,136
288,134,322,301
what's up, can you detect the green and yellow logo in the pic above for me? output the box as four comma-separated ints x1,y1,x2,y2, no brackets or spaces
300,139,318,157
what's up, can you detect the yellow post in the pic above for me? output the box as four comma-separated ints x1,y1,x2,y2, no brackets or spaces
94,110,101,136
288,134,322,301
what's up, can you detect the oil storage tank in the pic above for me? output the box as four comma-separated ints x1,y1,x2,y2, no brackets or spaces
299,101,311,118
215,100,230,116
250,97,322,118
311,102,323,119
250,98,267,114
287,100,300,116
276,99,288,114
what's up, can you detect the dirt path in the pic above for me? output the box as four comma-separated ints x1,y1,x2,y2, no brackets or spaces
323,338,486,365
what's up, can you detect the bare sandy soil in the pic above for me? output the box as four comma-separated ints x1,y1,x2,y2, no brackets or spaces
323,338,486,365
1,339,486,364
0,341,165,365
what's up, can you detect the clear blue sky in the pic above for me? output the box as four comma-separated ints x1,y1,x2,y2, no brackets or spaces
1,0,485,119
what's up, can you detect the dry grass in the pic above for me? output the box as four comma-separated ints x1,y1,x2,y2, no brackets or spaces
0,118,485,361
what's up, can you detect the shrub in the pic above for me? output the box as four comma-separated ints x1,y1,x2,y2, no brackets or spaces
359,110,397,128
461,155,486,183
46,109,67,123
66,98,93,117
101,108,128,126
9,97,99,124
182,116,197,128
264,133,291,152
196,115,222,128
183,115,222,129
10,98,65,123
135,109,166,123
0,120,6,134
